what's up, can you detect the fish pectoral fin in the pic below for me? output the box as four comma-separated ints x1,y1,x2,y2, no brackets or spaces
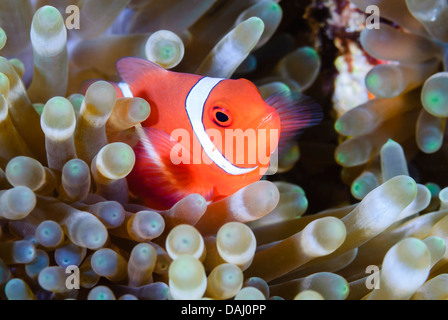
266,89,323,154
116,57,167,86
128,127,213,208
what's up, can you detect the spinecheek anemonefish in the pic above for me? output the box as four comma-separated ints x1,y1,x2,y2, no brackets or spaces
108,57,322,210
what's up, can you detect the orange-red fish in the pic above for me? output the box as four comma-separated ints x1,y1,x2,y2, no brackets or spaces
107,57,322,210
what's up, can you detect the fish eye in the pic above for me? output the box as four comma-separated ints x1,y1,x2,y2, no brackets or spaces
212,107,232,127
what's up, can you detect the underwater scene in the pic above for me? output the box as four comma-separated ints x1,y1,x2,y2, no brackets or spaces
0,0,447,301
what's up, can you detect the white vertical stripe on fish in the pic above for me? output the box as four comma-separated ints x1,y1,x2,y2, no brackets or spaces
185,77,258,175
118,81,133,98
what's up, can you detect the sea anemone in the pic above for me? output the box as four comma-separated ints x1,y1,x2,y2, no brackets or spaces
0,0,447,301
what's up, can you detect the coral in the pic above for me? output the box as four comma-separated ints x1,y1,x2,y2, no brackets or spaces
0,0,447,302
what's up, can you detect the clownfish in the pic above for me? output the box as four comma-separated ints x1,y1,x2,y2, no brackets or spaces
107,57,322,210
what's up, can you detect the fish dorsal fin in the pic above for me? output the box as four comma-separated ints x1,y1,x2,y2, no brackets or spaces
116,57,167,85
266,90,323,153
